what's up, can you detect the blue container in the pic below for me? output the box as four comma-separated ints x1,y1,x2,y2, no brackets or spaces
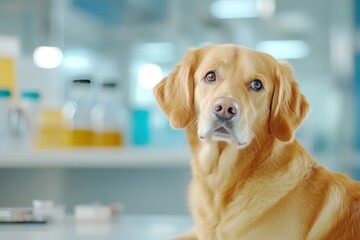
132,109,150,146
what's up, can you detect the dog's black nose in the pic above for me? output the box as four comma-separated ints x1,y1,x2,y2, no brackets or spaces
212,97,239,121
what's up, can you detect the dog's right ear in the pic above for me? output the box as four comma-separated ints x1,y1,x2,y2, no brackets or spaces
153,48,196,129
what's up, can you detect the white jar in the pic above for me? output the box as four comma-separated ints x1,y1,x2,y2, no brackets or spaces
0,89,11,151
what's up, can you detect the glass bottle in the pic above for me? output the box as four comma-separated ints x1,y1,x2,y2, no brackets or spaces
21,91,41,149
65,79,93,147
91,82,125,147
0,89,11,151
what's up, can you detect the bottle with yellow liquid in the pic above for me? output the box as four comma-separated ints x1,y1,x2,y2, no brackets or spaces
66,79,93,147
35,109,70,148
90,82,125,147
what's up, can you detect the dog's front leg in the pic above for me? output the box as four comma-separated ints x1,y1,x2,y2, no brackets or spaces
170,228,198,240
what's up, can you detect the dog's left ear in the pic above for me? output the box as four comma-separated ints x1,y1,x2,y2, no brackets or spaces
153,48,196,129
270,61,310,142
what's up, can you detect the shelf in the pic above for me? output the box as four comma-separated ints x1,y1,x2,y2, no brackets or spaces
0,147,191,168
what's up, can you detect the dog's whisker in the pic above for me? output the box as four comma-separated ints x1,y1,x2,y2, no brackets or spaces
189,114,200,127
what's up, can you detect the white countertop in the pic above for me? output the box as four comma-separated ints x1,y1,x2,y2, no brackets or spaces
0,214,193,240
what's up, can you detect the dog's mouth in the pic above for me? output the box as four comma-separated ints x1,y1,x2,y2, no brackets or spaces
200,124,247,147
214,126,231,136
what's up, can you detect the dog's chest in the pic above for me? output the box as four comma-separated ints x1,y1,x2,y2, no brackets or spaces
192,144,244,238
191,144,308,239
191,179,304,240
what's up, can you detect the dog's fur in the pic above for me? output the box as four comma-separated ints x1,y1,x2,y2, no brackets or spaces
154,44,360,240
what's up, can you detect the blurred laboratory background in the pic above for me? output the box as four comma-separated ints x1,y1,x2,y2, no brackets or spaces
0,0,359,218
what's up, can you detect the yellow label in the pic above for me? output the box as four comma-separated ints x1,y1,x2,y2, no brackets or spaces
0,58,15,92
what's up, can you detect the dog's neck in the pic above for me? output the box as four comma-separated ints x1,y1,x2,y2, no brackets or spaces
186,126,317,216
187,125,281,175
186,124,316,195
189,138,275,178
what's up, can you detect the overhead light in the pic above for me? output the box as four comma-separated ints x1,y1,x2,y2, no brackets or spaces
138,64,163,89
63,55,90,69
33,46,63,69
210,0,259,19
255,40,310,59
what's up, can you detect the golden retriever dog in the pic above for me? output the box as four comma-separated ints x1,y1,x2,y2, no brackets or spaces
153,44,360,240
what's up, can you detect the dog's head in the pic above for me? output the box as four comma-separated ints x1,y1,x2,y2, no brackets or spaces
154,44,309,148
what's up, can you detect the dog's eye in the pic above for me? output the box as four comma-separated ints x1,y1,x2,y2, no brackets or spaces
250,80,263,92
204,72,216,83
